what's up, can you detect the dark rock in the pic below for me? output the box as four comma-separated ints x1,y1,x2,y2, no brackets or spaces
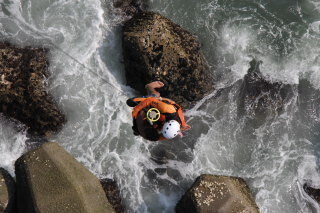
304,184,320,204
112,0,148,16
176,174,259,213
15,142,114,213
100,178,125,213
0,42,66,136
122,11,214,109
238,59,294,121
0,168,15,213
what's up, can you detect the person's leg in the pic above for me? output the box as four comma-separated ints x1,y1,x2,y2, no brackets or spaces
132,119,140,135
126,97,139,107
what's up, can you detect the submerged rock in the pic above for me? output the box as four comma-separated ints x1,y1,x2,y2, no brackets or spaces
154,167,182,182
100,179,125,213
150,147,177,165
304,184,320,204
176,174,259,213
238,60,294,120
15,142,115,213
0,168,15,213
122,11,214,109
0,42,66,136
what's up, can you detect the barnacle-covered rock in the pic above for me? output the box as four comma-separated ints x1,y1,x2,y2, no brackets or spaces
176,174,259,213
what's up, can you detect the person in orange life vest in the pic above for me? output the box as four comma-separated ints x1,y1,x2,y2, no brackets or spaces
126,81,191,141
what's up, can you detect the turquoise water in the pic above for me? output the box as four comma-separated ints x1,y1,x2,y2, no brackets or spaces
1,0,320,212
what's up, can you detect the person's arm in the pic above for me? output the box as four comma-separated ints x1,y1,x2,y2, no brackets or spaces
176,107,191,131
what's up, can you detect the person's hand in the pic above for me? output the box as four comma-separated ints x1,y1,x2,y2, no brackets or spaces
146,81,164,89
145,81,164,97
181,124,191,131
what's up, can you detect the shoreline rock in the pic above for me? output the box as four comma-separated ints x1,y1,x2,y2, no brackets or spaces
122,11,214,109
0,168,16,213
176,174,259,213
100,179,125,213
0,42,66,136
15,142,115,213
112,0,148,17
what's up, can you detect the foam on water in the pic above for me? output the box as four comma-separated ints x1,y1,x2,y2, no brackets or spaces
297,155,320,212
2,0,320,212
0,0,150,211
149,0,320,212
0,118,27,176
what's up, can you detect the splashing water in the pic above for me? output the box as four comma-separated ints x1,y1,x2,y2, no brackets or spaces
1,0,320,212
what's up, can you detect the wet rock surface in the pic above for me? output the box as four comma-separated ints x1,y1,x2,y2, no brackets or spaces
238,60,294,121
15,142,115,213
100,178,125,213
0,42,66,136
122,11,214,109
0,168,15,213
176,174,259,213
112,0,148,16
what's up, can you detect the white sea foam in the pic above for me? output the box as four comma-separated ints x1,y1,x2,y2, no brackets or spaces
1,0,320,212
219,22,256,80
0,119,27,175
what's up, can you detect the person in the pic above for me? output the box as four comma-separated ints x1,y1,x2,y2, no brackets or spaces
127,81,191,141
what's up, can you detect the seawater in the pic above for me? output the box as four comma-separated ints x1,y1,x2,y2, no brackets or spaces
1,0,320,212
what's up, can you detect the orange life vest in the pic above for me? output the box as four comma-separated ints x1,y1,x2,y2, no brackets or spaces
131,97,189,130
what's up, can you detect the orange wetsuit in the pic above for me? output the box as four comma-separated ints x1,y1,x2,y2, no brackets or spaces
127,97,189,141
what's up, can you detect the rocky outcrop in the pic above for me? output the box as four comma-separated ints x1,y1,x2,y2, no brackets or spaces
15,142,115,213
0,168,15,213
238,60,294,120
100,179,125,213
0,42,66,136
123,11,213,109
176,174,259,213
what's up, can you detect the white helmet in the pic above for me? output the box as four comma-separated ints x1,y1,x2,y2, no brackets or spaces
162,120,181,139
